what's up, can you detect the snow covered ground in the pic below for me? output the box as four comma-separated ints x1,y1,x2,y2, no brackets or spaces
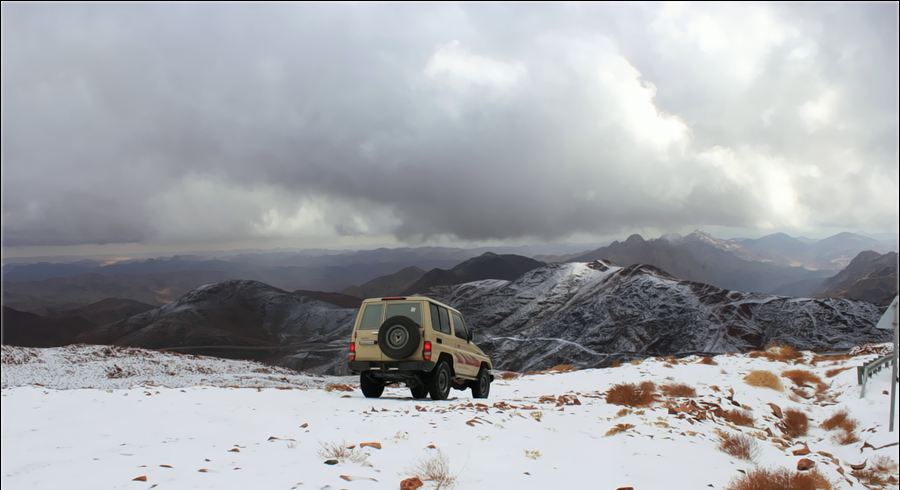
2,344,898,489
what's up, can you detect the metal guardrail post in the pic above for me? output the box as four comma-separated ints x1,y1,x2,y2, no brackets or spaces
859,295,898,432
890,320,898,432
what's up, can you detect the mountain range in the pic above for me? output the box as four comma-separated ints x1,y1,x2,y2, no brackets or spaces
2,230,896,374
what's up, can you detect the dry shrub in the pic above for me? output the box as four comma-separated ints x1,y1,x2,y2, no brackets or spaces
608,360,622,368
660,383,697,398
605,382,658,407
604,423,634,437
810,353,852,365
630,359,642,366
781,409,809,439
409,449,457,490
744,370,784,391
324,383,355,392
721,409,755,427
852,455,899,486
498,372,519,380
317,441,369,464
764,341,803,362
725,467,832,490
830,429,860,445
780,369,823,388
748,350,766,358
663,356,679,365
698,356,718,365
870,455,899,474
819,408,857,432
717,432,758,461
824,367,852,378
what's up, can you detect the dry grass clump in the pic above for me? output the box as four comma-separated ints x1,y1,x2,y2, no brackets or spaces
409,449,457,490
744,370,784,391
721,409,755,427
497,372,519,380
780,369,823,388
716,432,759,461
604,423,635,437
852,455,900,487
824,366,852,378
830,429,860,445
324,383,355,392
819,408,860,445
660,383,697,398
763,341,803,362
780,409,809,439
608,360,622,368
698,356,718,365
317,441,369,464
810,353,852,365
725,467,832,490
605,382,659,408
819,408,857,431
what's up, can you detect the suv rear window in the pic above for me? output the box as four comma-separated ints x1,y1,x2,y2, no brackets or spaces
385,302,422,326
358,304,384,330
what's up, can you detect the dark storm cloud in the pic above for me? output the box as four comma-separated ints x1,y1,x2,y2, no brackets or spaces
2,2,898,249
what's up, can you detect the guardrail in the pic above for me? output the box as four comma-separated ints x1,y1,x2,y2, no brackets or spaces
858,353,896,398
858,295,898,432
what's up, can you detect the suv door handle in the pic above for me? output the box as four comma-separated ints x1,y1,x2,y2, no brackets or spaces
436,338,442,344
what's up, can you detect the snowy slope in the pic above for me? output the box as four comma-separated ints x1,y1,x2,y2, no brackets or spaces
2,343,897,490
427,261,890,372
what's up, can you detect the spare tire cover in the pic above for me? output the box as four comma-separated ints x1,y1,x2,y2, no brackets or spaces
377,315,421,359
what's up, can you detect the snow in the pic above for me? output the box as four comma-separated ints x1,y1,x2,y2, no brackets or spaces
3,344,898,490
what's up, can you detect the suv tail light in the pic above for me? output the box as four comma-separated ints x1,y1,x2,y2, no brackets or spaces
349,342,356,361
423,341,432,361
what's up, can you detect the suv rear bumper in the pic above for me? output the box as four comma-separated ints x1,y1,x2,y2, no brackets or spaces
348,360,435,373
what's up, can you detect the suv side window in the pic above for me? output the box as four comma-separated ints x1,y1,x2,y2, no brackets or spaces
429,303,451,335
358,304,384,330
385,302,422,326
451,312,468,340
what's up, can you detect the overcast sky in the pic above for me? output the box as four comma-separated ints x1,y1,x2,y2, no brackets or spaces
2,2,898,256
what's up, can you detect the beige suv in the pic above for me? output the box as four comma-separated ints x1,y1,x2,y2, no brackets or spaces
347,296,493,400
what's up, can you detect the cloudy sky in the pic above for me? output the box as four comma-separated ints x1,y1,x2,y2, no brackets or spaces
2,2,898,256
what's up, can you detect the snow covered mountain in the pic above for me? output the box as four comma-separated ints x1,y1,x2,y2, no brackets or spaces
73,280,357,374
38,259,891,376
426,260,890,373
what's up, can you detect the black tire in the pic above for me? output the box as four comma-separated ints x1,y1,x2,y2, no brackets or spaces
410,385,428,399
360,371,384,398
471,367,491,399
377,316,421,360
427,361,452,401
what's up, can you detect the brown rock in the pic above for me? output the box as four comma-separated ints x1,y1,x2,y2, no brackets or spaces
767,402,783,419
792,443,811,456
360,442,382,449
616,487,634,490
401,477,424,490
797,458,815,471
133,476,147,482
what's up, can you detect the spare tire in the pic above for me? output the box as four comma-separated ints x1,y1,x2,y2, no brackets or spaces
378,316,421,359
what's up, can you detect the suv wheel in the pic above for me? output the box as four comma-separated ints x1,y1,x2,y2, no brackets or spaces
360,371,384,398
471,367,490,399
427,361,452,400
377,316,421,359
410,385,428,399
